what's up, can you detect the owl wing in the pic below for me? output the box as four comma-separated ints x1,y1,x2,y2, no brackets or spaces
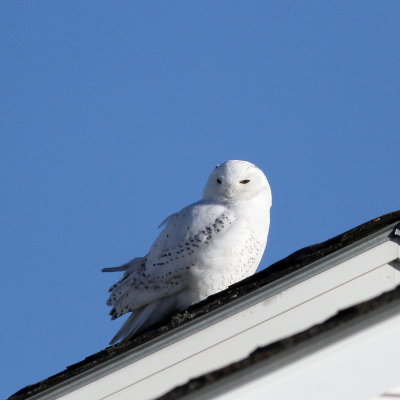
106,201,236,319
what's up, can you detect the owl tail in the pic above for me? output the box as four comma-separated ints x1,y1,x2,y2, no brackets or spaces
109,302,159,345
109,295,184,345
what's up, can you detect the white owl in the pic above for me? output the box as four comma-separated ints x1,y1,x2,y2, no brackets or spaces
103,160,272,344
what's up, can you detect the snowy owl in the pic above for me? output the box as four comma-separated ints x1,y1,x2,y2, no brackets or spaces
103,160,272,344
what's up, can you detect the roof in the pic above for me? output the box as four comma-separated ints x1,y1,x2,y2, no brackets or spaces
156,283,400,400
9,209,400,400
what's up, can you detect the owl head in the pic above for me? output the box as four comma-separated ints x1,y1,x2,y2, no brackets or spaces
203,160,271,204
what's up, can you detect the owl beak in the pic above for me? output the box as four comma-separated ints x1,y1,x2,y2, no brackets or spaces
223,186,234,200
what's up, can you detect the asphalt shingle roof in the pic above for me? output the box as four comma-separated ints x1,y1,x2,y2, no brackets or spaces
9,210,400,400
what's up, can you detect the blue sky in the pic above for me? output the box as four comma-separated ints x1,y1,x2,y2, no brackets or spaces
1,1,399,398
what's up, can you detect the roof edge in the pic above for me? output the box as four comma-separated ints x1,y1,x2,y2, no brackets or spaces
156,283,400,400
8,210,400,400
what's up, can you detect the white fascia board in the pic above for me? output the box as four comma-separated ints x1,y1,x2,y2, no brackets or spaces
208,303,400,400
31,225,400,400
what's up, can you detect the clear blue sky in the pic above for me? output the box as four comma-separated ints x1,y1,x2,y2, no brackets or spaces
1,2,399,398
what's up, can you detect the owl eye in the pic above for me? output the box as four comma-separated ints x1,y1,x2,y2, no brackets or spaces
240,179,250,184
216,178,222,184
